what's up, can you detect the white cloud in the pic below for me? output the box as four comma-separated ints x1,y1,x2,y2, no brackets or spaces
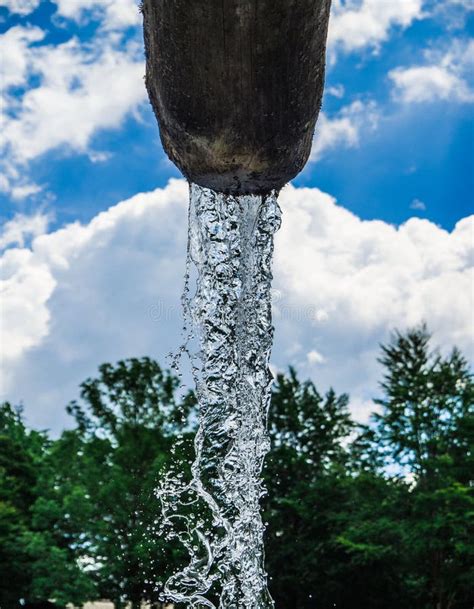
426,0,474,29
0,212,50,250
54,0,141,29
88,151,112,163
307,350,327,365
10,184,43,201
0,212,54,388
1,0,41,15
1,181,472,430
2,35,146,163
0,22,146,198
410,198,426,211
310,100,378,162
328,0,424,55
274,184,473,414
0,248,56,377
1,0,140,26
391,66,473,103
390,40,474,103
0,180,188,427
326,84,346,99
0,25,45,90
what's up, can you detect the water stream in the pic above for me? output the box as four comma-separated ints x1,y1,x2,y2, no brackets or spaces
159,183,281,608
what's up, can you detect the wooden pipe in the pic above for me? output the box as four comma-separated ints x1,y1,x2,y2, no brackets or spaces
142,0,332,195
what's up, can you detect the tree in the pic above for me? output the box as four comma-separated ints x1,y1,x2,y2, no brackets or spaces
0,403,95,609
2,335,471,609
27,429,98,607
268,368,353,476
373,324,473,480
354,326,474,609
264,329,473,609
264,369,355,608
56,358,196,609
0,404,37,608
333,471,412,609
0,403,48,608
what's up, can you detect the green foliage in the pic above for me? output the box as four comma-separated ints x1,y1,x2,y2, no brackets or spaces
26,531,95,607
372,324,473,480
0,403,94,608
264,371,353,607
0,404,40,608
373,326,473,608
264,371,409,609
60,358,195,606
0,329,472,609
0,403,42,514
0,500,32,608
268,367,353,475
344,325,474,609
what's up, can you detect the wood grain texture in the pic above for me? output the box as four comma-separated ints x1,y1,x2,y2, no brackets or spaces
143,0,331,194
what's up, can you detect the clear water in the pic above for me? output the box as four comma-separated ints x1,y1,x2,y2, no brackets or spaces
158,183,281,608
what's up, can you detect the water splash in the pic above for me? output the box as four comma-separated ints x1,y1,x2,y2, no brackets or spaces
159,183,281,608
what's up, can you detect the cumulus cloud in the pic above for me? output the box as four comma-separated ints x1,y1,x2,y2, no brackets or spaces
1,0,41,15
0,180,188,427
390,39,474,103
2,181,472,430
2,36,146,163
0,212,50,250
1,0,140,25
54,0,141,29
310,100,378,162
274,185,473,408
0,4,146,198
391,66,473,103
425,0,474,29
0,248,56,375
0,25,44,90
328,0,424,55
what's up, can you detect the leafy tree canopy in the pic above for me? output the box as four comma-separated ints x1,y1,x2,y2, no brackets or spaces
1,331,472,609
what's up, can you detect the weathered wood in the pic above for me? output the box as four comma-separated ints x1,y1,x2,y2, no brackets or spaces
142,0,331,194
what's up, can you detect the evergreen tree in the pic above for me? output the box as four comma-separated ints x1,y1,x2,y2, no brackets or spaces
353,325,474,609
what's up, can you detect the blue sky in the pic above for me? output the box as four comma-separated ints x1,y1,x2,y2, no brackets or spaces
1,0,473,432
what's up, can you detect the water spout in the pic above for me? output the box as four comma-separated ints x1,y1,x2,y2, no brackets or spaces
159,185,281,607
142,1,331,605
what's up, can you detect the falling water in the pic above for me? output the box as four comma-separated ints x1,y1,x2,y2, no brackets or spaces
158,183,281,608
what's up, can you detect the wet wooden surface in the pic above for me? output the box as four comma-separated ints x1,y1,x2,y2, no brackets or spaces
143,0,331,194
